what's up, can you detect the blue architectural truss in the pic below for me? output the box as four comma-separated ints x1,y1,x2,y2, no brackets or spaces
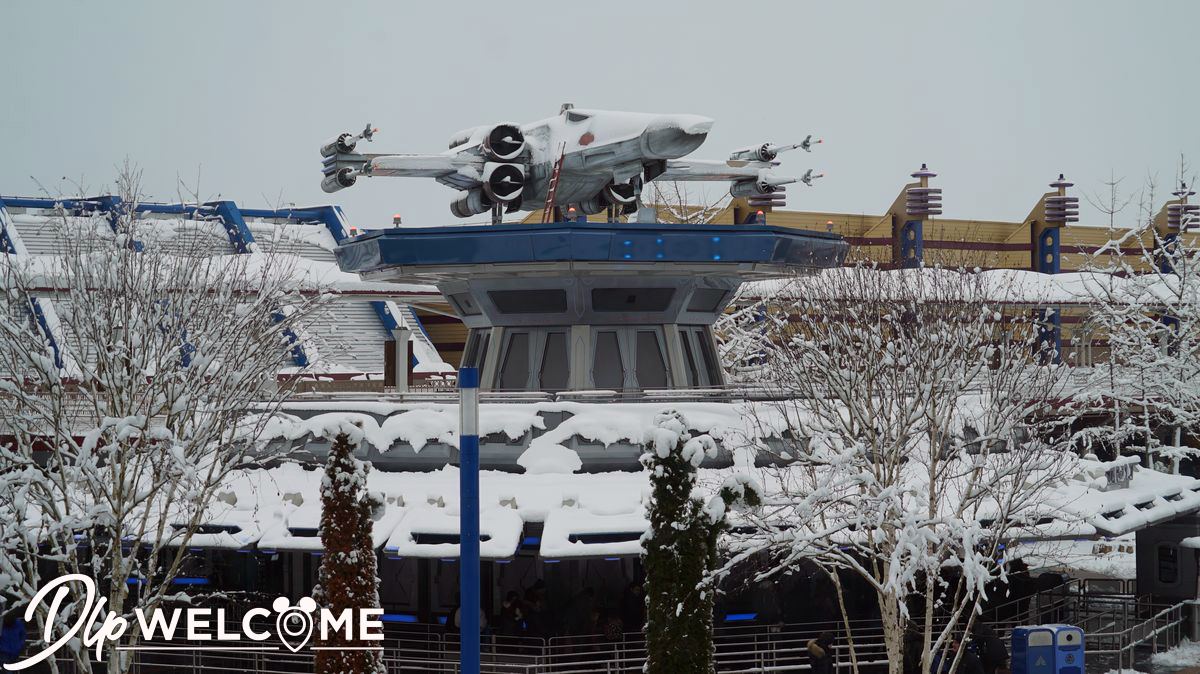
0,197,65,368
307,205,416,343
0,195,353,369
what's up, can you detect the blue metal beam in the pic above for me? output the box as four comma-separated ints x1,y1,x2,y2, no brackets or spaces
272,310,309,367
0,198,64,369
201,200,309,368
0,195,145,250
207,200,257,254
309,205,406,340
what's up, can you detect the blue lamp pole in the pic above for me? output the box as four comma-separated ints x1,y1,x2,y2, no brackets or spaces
458,367,481,674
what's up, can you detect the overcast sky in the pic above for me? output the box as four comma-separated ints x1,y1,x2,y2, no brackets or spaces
2,1,1196,229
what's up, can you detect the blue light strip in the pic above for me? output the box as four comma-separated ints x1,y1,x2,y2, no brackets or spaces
171,577,210,586
380,613,418,623
724,613,757,622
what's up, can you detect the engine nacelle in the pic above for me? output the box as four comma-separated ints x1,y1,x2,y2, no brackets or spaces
481,162,525,203
481,123,526,161
730,180,785,198
320,133,358,158
729,143,778,163
448,127,477,150
578,194,608,215
450,189,493,219
321,124,376,157
605,181,639,205
321,167,357,194
579,180,641,215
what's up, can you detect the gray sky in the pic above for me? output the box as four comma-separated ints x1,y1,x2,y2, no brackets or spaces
2,1,1196,229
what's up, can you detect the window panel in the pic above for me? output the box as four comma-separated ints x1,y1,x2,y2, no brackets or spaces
591,288,675,312
695,328,722,387
539,332,569,391
449,292,482,316
477,333,491,378
635,331,668,388
592,331,624,389
488,289,568,314
679,328,700,386
498,332,530,390
686,288,728,313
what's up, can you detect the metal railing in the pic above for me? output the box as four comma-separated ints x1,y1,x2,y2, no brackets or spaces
48,585,1195,674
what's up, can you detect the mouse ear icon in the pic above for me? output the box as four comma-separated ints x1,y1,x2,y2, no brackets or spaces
271,597,290,613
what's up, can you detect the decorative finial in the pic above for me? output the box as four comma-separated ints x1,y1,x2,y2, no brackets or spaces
1050,173,1074,189
911,163,937,179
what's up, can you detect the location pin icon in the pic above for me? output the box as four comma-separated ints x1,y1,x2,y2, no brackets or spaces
273,597,316,653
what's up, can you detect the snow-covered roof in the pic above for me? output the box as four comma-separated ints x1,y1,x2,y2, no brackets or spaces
1056,457,1200,537
257,501,407,553
382,507,522,559
1,205,451,375
541,510,648,559
175,444,1200,554
741,267,1200,307
262,400,758,474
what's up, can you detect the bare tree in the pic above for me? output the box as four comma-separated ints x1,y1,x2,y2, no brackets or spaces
0,167,336,673
641,180,731,225
716,264,1076,674
1085,169,1134,230
1077,164,1200,471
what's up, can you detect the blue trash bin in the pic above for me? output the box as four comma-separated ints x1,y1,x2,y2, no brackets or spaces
1011,625,1084,674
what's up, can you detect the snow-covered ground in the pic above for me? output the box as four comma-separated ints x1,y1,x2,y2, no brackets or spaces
1151,639,1200,670
1101,638,1200,673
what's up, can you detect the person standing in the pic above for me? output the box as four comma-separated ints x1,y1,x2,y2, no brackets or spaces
932,638,985,674
0,608,27,668
620,582,645,633
806,631,835,674
970,623,1009,674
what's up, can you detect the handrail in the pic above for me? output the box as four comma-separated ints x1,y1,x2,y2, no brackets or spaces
50,590,1191,673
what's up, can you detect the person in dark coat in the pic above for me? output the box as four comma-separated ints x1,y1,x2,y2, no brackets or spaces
932,638,985,674
806,631,835,674
969,622,1008,674
498,590,525,637
0,608,27,667
620,582,645,632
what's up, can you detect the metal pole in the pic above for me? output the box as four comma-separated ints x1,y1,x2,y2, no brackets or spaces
391,327,411,392
459,367,481,674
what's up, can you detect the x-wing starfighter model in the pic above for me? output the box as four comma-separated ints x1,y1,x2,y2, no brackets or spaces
320,105,822,219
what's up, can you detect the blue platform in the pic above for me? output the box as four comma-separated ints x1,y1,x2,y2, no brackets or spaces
334,221,848,278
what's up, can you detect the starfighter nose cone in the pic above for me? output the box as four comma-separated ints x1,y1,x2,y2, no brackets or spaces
676,116,715,136
641,114,714,159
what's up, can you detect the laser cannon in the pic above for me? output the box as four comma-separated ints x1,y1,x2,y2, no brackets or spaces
729,135,821,162
799,169,825,187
